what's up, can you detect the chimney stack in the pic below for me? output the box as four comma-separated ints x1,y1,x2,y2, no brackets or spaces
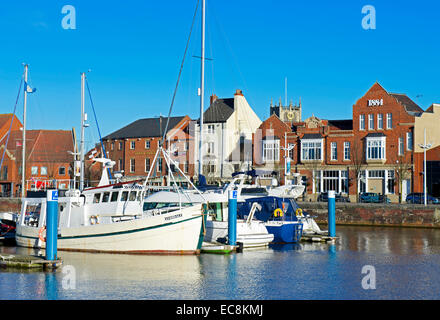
234,89,243,96
210,94,218,105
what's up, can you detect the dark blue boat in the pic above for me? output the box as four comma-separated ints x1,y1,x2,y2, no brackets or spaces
237,196,304,243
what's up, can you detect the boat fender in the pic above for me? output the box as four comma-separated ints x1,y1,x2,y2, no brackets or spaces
274,208,283,218
90,215,99,225
295,208,304,218
38,226,46,242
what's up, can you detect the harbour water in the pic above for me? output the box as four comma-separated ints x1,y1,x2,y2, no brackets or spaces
1,225,440,300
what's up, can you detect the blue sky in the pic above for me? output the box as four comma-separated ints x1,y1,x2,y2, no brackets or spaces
0,0,439,150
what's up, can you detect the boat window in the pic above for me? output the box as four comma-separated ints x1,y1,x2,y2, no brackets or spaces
207,202,222,221
143,202,183,211
23,203,42,227
111,191,119,202
102,192,110,203
93,193,101,203
129,191,137,201
136,191,142,202
121,191,129,202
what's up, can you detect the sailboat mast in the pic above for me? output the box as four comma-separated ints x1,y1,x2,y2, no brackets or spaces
21,64,28,197
198,0,206,179
80,72,86,191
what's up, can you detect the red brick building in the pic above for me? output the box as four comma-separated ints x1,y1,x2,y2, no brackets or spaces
0,125,75,196
253,83,423,202
102,115,194,185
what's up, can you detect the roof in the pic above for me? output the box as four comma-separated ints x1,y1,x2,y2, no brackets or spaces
7,130,74,163
328,119,353,131
202,98,234,123
390,93,424,113
301,133,323,140
103,116,185,140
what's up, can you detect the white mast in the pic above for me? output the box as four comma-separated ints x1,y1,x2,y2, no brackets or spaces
80,72,86,191
21,64,29,197
198,0,205,178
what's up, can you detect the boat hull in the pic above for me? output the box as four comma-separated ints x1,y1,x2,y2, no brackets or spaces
16,206,204,255
265,222,303,243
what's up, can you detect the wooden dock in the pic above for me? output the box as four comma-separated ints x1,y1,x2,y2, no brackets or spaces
0,254,62,270
301,233,339,243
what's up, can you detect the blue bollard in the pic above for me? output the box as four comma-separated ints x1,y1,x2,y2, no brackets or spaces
46,190,58,261
328,190,336,238
228,190,238,246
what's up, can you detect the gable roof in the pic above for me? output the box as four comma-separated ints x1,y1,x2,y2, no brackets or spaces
7,130,74,163
202,98,234,123
103,116,185,140
301,133,323,140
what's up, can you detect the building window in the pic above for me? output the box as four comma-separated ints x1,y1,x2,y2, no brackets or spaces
182,161,188,173
40,167,47,175
301,140,322,161
316,170,349,194
207,125,215,134
377,114,383,130
118,142,123,150
387,171,395,194
368,114,374,130
145,158,150,172
366,137,386,160
207,142,215,154
331,142,337,161
288,143,295,160
398,137,404,156
158,158,163,172
31,166,38,175
111,142,114,150
262,139,280,162
130,159,135,173
184,141,189,151
344,142,351,160
58,167,66,176
1,166,7,180
145,140,150,149
130,141,135,150
387,113,392,129
359,115,365,130
406,132,413,151
118,159,123,171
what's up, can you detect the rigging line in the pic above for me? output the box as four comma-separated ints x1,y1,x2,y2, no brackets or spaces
0,74,24,173
161,0,200,144
85,78,112,180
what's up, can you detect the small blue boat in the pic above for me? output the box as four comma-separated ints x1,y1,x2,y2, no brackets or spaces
237,196,304,243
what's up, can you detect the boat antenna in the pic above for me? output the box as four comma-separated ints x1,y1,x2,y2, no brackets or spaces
161,0,200,145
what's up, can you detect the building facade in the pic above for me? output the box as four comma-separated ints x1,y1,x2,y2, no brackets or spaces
254,82,425,202
103,115,194,185
193,89,262,182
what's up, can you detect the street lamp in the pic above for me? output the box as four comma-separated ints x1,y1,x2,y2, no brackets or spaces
281,132,295,185
418,128,432,206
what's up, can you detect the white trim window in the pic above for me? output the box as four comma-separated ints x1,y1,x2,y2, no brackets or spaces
377,114,383,130
398,137,404,156
386,113,392,129
331,142,337,161
207,142,215,155
359,114,365,130
368,114,374,130
130,141,135,150
344,142,351,160
301,139,323,161
145,140,150,149
145,158,150,172
406,132,413,151
130,158,135,173
262,139,280,162
366,137,386,160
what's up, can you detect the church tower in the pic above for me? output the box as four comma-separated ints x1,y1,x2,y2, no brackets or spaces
270,97,302,123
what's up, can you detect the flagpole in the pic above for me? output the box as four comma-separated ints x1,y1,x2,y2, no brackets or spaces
21,64,28,197
80,72,86,191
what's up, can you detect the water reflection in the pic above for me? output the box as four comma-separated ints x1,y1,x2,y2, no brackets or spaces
2,226,440,300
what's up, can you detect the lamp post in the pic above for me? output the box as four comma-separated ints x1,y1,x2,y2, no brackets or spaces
281,132,295,185
418,128,432,206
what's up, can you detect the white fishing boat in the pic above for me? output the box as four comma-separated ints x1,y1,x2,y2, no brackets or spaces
15,154,206,254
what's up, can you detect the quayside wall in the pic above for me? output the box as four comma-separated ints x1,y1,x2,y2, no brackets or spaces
2,198,440,229
297,202,440,229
